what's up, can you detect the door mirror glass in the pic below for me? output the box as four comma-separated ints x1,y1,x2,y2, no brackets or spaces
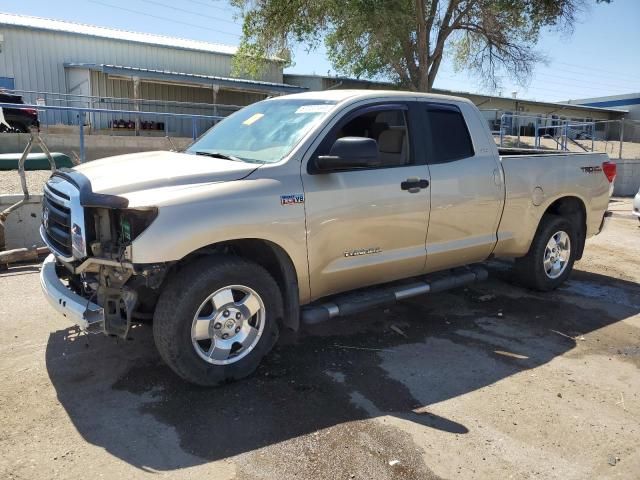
315,136,379,171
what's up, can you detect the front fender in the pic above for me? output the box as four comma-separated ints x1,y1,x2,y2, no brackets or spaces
130,174,309,302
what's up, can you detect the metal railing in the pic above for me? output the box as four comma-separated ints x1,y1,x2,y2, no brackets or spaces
493,113,638,160
496,113,572,151
0,102,223,162
5,88,244,112
2,88,242,134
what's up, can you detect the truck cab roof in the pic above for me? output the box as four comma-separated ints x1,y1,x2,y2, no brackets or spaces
274,89,475,106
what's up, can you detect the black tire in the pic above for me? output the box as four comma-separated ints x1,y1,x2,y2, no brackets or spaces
153,255,282,386
513,214,577,291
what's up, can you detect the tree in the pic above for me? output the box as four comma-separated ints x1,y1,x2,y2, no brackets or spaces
231,0,607,92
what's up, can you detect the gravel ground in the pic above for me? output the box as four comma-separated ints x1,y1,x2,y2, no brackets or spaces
0,200,638,480
0,169,52,195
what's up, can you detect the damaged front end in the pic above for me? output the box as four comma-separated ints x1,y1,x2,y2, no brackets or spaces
40,170,168,338
52,253,167,338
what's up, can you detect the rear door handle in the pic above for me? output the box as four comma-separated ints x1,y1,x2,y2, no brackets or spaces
401,177,429,193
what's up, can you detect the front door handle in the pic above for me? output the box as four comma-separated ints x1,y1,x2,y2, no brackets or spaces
401,177,429,193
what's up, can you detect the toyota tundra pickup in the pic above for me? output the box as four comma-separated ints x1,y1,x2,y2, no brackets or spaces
39,90,615,386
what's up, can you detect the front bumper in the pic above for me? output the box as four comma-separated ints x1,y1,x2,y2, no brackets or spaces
40,254,104,330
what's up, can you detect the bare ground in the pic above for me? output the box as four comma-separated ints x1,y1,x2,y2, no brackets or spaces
0,169,51,195
0,200,638,480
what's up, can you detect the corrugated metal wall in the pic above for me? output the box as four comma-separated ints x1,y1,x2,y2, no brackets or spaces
89,71,267,134
90,71,265,108
461,94,614,122
0,25,283,93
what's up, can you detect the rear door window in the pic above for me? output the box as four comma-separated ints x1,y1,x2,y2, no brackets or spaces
425,104,474,163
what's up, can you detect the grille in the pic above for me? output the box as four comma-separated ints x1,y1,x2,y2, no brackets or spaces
42,187,72,257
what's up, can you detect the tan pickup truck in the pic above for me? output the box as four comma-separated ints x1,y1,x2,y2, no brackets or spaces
40,90,615,386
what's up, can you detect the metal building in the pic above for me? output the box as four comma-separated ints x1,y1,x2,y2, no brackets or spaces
568,93,640,121
284,74,625,126
0,12,304,131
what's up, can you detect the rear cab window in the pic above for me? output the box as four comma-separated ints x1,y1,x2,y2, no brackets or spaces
424,103,474,163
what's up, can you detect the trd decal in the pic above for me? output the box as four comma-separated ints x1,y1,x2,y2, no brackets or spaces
280,193,305,205
580,166,603,174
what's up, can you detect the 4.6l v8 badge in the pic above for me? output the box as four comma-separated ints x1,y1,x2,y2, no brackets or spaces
280,193,305,206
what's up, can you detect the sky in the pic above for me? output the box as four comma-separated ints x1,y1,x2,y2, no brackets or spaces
1,0,638,102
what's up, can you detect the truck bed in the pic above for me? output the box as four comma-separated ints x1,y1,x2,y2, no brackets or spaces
498,147,599,157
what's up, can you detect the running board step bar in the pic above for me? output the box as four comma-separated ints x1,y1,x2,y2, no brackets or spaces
301,265,488,325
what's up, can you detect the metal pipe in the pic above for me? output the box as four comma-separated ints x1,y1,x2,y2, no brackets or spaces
79,112,86,163
3,88,243,112
619,120,624,160
36,133,57,172
0,103,223,120
0,132,41,249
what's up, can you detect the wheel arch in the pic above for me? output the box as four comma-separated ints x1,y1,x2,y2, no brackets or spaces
541,195,587,260
175,238,301,331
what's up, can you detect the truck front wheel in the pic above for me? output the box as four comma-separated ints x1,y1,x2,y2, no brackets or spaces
513,215,577,291
153,256,281,386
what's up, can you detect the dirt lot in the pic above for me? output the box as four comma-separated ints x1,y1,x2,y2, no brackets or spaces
0,169,51,195
0,199,638,480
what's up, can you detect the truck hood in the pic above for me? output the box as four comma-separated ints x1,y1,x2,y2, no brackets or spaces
72,150,259,197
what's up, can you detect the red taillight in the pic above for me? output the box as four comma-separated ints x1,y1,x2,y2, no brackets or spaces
602,161,616,183
22,108,38,117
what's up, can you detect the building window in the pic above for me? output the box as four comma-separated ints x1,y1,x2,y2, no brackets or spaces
0,77,15,90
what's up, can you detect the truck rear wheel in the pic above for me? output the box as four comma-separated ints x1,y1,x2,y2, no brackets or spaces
153,255,281,386
513,214,576,291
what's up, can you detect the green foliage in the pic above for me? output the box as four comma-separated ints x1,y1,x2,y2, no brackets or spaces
231,0,602,91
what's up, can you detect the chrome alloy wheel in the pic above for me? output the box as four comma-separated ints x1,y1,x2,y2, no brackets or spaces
191,285,265,365
543,231,571,279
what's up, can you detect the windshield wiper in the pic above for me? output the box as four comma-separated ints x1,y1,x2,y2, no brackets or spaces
195,151,245,162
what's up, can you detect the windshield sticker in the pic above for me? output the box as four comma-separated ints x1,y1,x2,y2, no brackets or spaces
280,193,305,206
295,104,333,114
242,113,264,125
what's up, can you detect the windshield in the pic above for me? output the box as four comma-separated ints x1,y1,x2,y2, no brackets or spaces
187,98,337,163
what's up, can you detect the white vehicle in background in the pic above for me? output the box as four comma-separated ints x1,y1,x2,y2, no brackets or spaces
633,187,640,223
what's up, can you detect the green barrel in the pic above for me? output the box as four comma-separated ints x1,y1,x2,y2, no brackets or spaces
0,152,74,171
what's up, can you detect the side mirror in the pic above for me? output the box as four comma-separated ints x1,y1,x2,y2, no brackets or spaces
315,136,379,171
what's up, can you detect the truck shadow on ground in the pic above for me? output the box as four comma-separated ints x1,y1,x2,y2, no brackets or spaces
45,267,640,471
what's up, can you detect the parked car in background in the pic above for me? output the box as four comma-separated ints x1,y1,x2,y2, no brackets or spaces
633,187,640,223
0,91,39,132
